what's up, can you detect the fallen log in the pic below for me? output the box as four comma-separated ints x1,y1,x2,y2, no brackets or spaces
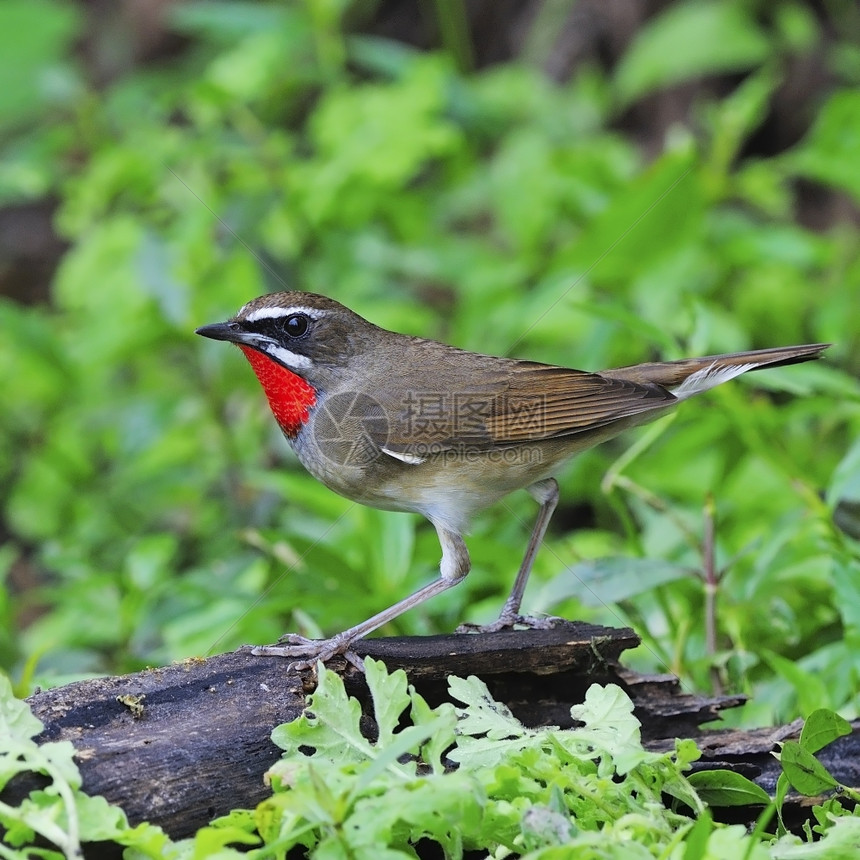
6,622,858,847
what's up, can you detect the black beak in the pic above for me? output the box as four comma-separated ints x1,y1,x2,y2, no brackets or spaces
195,321,244,343
196,320,276,355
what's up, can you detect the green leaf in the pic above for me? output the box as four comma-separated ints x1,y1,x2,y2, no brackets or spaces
831,560,860,643
448,674,528,740
363,509,417,588
446,674,535,768
365,657,413,748
682,808,713,860
567,684,644,774
351,720,441,794
270,659,458,799
828,437,860,506
675,737,703,769
408,688,457,775
687,770,771,807
761,650,832,716
562,557,691,607
806,813,860,857
0,677,174,858
0,674,43,749
520,801,574,851
774,771,791,836
799,709,852,755
0,0,82,132
73,793,140,844
270,663,374,765
780,741,841,796
614,1,771,106
561,148,704,287
168,0,292,41
786,89,860,205
705,65,781,178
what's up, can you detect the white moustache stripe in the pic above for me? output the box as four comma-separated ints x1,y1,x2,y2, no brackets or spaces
266,344,313,370
243,305,321,323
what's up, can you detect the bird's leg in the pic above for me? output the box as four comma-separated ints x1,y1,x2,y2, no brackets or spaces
457,477,560,634
250,525,470,671
500,478,560,623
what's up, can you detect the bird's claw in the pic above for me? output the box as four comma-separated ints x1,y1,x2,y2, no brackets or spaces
245,634,365,672
456,613,562,634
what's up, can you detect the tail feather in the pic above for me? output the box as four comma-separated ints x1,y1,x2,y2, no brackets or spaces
601,343,830,401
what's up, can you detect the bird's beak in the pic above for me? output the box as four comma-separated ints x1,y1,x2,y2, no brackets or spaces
195,320,243,342
195,320,272,352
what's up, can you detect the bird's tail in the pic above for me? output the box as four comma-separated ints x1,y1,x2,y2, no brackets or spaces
602,343,830,401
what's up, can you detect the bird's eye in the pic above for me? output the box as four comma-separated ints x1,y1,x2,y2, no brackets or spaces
283,314,310,338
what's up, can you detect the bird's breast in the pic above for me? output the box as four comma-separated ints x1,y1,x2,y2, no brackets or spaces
239,345,317,438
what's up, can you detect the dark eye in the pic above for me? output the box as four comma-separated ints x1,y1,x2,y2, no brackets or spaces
283,314,309,338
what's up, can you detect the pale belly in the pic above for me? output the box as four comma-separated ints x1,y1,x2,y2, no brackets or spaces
290,427,570,533
287,398,671,533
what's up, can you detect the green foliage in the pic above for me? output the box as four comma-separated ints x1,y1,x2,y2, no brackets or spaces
0,673,169,857
773,707,858,839
786,90,860,205
613,1,774,107
0,0,82,134
0,0,858,729
3,661,860,858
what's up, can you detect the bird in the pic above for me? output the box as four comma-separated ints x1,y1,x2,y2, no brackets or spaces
196,291,828,668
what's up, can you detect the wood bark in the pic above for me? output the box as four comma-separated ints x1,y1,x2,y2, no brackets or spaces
5,622,858,850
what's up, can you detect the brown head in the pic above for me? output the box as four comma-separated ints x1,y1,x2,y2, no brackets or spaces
196,291,382,436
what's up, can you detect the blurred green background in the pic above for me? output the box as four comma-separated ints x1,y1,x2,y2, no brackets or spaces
1,0,858,726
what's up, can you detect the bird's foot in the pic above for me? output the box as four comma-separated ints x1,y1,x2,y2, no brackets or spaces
456,612,562,635
244,633,365,672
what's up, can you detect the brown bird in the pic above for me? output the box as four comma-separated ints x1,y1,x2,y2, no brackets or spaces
197,292,828,667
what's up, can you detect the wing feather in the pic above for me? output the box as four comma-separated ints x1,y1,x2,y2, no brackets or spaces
375,361,676,455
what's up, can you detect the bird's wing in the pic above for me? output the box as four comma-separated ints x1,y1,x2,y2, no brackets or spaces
372,342,828,461
375,360,676,457
487,363,676,444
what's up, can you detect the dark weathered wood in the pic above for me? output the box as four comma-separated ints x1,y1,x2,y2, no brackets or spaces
649,721,860,830
12,623,701,838
5,621,857,850
348,625,742,741
20,651,309,834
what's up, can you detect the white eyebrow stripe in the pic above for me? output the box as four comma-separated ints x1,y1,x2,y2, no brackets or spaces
242,305,323,323
266,343,313,370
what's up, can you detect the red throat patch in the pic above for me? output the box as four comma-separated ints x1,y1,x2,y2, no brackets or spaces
238,345,316,438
